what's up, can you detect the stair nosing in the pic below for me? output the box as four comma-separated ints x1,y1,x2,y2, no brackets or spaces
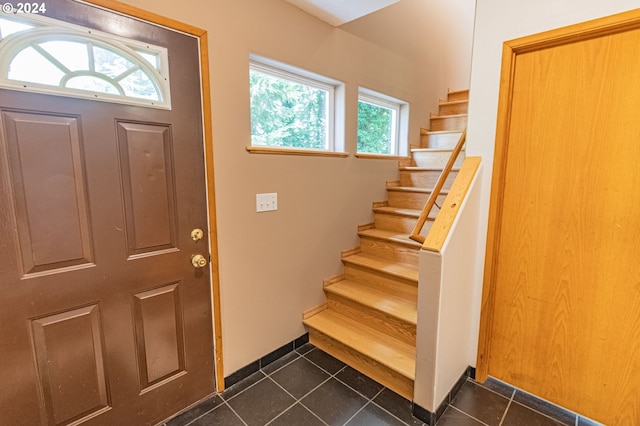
358,228,424,248
386,186,449,195
448,89,469,96
439,99,468,106
370,208,442,221
372,206,421,217
411,147,464,153
420,128,464,135
399,166,461,171
430,113,468,119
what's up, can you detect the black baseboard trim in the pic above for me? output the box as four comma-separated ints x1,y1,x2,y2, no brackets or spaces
223,333,309,389
412,366,474,425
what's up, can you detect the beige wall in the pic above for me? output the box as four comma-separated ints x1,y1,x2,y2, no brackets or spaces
341,0,476,118
466,0,640,365
119,0,474,377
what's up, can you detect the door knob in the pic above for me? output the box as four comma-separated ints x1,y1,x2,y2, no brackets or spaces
191,254,207,268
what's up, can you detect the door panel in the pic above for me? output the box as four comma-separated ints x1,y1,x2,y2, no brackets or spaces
0,1,214,424
117,121,178,256
30,305,110,425
133,283,186,390
480,11,640,425
3,111,93,275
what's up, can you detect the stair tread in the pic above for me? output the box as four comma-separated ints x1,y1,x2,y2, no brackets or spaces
358,228,424,248
371,207,437,223
343,253,418,282
326,279,417,324
304,309,416,379
448,88,469,96
439,99,468,106
372,206,421,217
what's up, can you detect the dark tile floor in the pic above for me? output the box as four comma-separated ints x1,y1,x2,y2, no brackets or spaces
164,344,601,426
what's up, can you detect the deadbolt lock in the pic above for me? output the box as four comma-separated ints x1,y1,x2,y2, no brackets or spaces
191,228,204,241
191,254,207,268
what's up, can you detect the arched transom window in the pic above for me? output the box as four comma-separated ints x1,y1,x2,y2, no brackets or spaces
0,14,170,108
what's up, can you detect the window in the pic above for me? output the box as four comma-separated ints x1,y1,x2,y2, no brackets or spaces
0,15,170,108
249,56,342,153
357,88,408,156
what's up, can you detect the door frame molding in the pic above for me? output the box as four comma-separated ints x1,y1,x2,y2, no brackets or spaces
476,7,640,382
84,0,225,390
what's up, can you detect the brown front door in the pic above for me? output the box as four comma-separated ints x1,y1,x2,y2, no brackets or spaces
0,1,215,425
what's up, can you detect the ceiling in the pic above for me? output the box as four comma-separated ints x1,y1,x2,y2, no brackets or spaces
284,0,400,26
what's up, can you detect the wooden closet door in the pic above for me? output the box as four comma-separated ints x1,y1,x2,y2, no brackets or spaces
479,10,640,425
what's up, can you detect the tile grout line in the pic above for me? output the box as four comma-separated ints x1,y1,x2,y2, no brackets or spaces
508,399,576,426
302,348,349,376
474,380,515,400
295,350,407,426
221,371,268,403
179,397,226,426
223,400,249,426
261,350,303,376
479,378,579,426
297,399,331,426
340,400,373,426
263,374,331,425
302,351,419,426
446,405,492,426
362,388,416,426
497,388,516,426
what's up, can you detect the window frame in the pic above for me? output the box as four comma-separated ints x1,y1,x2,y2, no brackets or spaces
248,55,344,155
0,14,171,109
357,87,409,157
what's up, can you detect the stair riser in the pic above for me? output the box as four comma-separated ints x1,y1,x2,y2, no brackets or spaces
430,115,467,131
447,90,469,101
412,150,465,169
325,297,416,346
344,266,417,299
421,131,464,149
399,170,458,188
308,330,414,399
374,213,419,234
387,191,447,210
439,101,468,115
373,214,433,238
359,237,419,266
399,156,413,167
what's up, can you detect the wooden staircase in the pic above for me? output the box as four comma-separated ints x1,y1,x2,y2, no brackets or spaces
304,89,468,400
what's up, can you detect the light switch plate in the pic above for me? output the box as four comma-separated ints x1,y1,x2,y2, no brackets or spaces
256,193,278,212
